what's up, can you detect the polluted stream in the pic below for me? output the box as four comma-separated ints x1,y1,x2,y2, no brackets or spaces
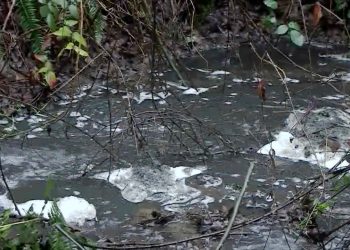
1,44,350,249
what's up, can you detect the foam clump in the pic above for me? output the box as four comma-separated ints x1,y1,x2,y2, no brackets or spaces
94,165,208,210
0,195,96,226
258,108,350,169
258,131,348,169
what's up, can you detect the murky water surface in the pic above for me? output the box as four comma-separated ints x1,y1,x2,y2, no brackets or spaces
1,44,350,249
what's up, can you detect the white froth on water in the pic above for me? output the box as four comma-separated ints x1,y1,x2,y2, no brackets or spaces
93,165,208,210
258,108,350,169
182,87,209,95
319,53,350,61
258,131,348,169
210,70,230,75
0,195,96,226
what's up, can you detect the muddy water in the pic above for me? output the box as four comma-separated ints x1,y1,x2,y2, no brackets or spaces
1,43,350,249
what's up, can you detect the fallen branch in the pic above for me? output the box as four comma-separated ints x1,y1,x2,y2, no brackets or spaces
215,161,255,250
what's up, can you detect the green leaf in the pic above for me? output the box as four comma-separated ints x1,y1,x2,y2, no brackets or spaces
39,5,49,18
288,21,300,31
72,32,87,47
73,46,88,56
38,66,49,73
53,26,72,37
46,13,56,31
44,61,53,70
69,4,79,19
33,54,48,62
64,42,74,50
45,71,57,89
38,0,47,4
64,19,78,27
47,2,58,17
289,30,305,46
264,0,278,9
347,10,350,19
275,24,288,35
52,0,68,8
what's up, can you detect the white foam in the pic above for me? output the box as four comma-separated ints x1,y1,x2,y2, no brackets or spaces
322,94,345,100
132,92,171,104
319,53,350,61
69,112,81,117
283,77,300,83
93,165,206,208
258,131,349,169
182,88,208,95
0,119,9,125
0,195,96,226
210,70,230,75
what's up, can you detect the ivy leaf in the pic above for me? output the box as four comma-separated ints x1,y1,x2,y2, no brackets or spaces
290,30,305,46
39,5,49,18
72,32,87,47
64,42,74,50
288,21,300,31
46,13,56,31
53,26,72,37
264,0,278,9
73,46,88,57
64,19,78,27
69,5,79,19
275,24,288,35
38,66,49,73
47,2,58,17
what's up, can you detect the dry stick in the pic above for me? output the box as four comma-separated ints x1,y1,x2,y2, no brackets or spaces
215,161,255,250
0,150,21,216
2,0,16,31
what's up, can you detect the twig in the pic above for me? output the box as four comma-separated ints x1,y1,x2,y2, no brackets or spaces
0,148,21,216
2,0,16,32
215,161,255,250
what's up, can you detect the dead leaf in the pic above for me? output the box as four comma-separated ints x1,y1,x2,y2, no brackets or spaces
312,2,322,26
257,80,266,101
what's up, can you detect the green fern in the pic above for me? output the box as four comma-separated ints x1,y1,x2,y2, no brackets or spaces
93,11,105,44
86,0,105,44
48,201,73,250
17,0,43,53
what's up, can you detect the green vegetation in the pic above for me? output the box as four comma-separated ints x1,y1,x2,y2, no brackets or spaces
0,204,90,249
15,0,105,88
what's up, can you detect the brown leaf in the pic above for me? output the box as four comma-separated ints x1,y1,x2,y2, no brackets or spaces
312,2,322,26
257,80,266,101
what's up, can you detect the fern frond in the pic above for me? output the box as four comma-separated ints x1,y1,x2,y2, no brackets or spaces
49,200,65,225
17,0,43,52
93,12,105,44
85,0,105,44
48,201,74,250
